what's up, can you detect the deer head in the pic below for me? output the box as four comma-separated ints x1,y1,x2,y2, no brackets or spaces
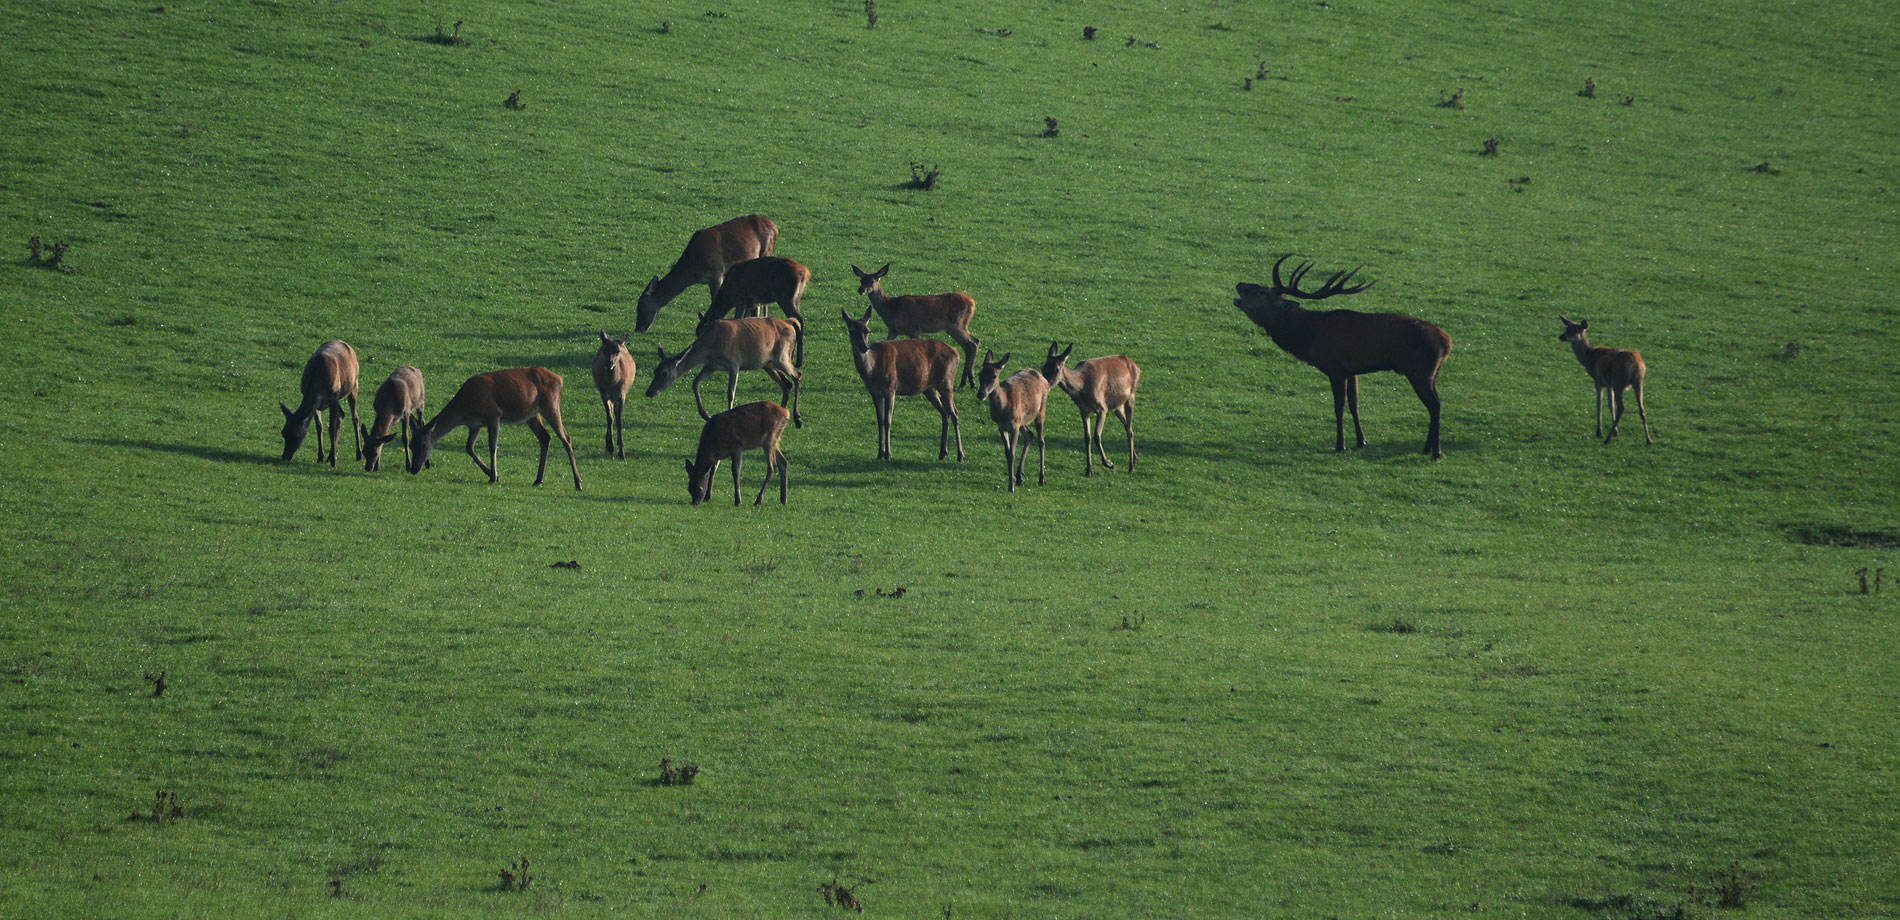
278,403,310,460
851,262,892,295
1234,254,1376,325
684,458,714,505
404,411,435,473
1039,341,1074,384
646,345,686,397
634,277,665,332
975,349,1011,401
1557,315,1589,343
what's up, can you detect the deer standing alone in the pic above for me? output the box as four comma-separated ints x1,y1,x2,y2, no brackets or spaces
685,401,790,506
693,256,810,366
851,263,982,388
975,350,1053,492
591,332,637,459
647,316,803,428
406,367,583,491
842,307,964,462
1040,342,1141,476
361,365,426,472
279,339,362,467
1558,316,1651,444
1232,255,1452,459
635,214,777,333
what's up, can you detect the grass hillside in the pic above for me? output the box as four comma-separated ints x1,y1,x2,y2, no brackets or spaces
2,1,1896,917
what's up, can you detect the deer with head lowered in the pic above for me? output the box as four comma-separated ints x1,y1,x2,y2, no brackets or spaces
647,315,803,429
360,365,426,472
635,214,777,334
1233,255,1452,459
1558,316,1651,444
851,263,981,388
685,401,790,506
842,307,964,462
406,367,583,491
975,350,1054,492
1040,341,1141,476
279,339,362,467
591,332,637,459
693,256,810,366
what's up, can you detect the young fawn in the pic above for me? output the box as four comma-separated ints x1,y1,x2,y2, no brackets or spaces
1558,316,1651,444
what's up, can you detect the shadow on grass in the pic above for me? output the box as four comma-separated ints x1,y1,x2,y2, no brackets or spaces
75,437,280,466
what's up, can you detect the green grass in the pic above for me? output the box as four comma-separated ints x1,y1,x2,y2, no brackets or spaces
3,0,1897,916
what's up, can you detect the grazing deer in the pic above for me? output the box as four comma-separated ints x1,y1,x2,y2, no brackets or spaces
635,214,777,333
842,307,964,461
694,256,810,366
1039,341,1141,476
1233,255,1452,459
975,350,1053,492
685,401,790,506
406,367,583,491
360,365,426,472
647,315,803,428
591,332,637,459
279,339,362,467
1558,316,1651,444
851,263,982,388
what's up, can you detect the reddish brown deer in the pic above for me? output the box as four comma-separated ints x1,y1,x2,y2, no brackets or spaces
1039,342,1141,476
975,350,1053,492
635,214,777,333
851,263,982,388
1558,316,1651,444
685,401,790,506
1233,255,1452,459
591,332,637,459
279,339,362,467
694,256,810,366
647,315,803,428
842,307,964,461
360,365,426,472
406,367,583,491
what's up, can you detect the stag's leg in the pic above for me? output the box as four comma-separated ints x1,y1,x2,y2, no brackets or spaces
1346,375,1367,449
1605,386,1625,445
952,330,981,389
1000,428,1017,492
1633,376,1652,444
876,392,894,459
526,417,554,485
1409,373,1444,460
1328,376,1349,452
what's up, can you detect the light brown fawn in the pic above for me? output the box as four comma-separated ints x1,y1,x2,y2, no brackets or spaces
842,307,964,462
852,263,981,388
1040,341,1141,476
1558,316,1651,444
695,256,810,366
975,350,1053,492
635,214,777,333
279,339,361,467
361,365,426,472
591,332,637,459
406,367,583,491
647,315,803,428
685,401,790,506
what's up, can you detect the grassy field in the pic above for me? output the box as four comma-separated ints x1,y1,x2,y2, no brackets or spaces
3,0,1897,917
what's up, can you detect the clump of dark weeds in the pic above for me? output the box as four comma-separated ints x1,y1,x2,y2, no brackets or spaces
424,19,468,46
1579,76,1596,98
1436,87,1465,109
503,90,523,110
817,869,872,912
908,161,940,190
1481,137,1499,156
28,236,70,269
145,670,167,697
497,855,532,892
1043,116,1059,137
659,757,699,785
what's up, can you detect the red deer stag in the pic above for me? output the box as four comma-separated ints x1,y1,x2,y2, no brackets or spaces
279,339,362,467
694,256,810,366
1558,316,1651,444
591,332,637,459
635,214,777,333
361,365,426,472
406,367,583,491
842,307,964,462
1039,342,1141,476
647,315,803,428
851,263,982,388
1233,255,1452,459
975,350,1053,492
685,401,790,506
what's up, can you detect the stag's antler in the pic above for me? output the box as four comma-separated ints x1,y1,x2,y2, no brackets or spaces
1271,253,1376,300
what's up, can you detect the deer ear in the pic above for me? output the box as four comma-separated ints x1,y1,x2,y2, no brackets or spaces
850,264,865,278
1060,343,1074,361
996,352,1011,367
876,263,891,278
280,402,293,420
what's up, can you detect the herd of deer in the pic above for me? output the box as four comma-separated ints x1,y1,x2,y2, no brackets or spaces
277,215,1651,504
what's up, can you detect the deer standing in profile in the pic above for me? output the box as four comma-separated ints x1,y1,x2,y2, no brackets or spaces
647,315,803,428
975,350,1053,492
406,367,583,491
1232,255,1452,459
360,365,426,472
851,263,982,388
842,307,964,462
1558,316,1651,444
591,332,637,459
685,401,790,506
279,339,362,467
1039,342,1141,476
693,256,810,366
635,214,777,333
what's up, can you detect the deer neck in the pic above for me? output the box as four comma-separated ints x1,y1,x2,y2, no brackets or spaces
863,281,894,318
1568,334,1596,369
848,334,875,377
649,262,701,307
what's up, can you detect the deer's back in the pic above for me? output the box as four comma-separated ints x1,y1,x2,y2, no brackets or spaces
1069,355,1140,408
593,344,635,394
460,368,562,423
689,214,776,268
373,365,425,418
865,338,958,395
304,340,359,400
879,291,975,334
704,318,798,368
989,370,1050,426
1282,310,1450,377
699,401,789,458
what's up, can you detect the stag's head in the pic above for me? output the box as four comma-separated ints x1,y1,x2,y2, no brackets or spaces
1234,254,1376,327
1039,341,1074,384
634,277,665,332
646,345,688,398
975,349,1011,402
851,262,891,296
1557,315,1589,343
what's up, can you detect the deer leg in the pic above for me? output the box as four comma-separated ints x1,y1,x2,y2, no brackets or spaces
953,331,981,389
1633,377,1652,444
753,447,774,505
549,408,582,490
348,394,362,461
526,417,553,485
1346,376,1367,448
689,367,716,421
784,363,803,429
1593,385,1605,438
1409,374,1444,460
730,451,744,506
947,389,964,461
877,393,894,459
1121,404,1137,471
1080,409,1096,476
1035,418,1046,485
601,395,616,455
1095,408,1116,472
1605,387,1624,444
1001,427,1017,491
613,396,625,460
776,447,789,504
464,424,496,481
1328,376,1349,452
